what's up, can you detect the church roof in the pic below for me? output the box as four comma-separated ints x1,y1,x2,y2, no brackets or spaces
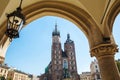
62,51,68,58
52,23,60,36
65,34,73,43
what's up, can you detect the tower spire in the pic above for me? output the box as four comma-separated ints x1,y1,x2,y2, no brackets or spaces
52,22,60,36
67,34,70,40
66,33,73,43
55,22,57,32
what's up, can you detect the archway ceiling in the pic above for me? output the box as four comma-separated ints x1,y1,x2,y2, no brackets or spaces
0,0,116,28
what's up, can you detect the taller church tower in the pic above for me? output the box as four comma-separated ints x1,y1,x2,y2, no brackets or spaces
51,24,63,80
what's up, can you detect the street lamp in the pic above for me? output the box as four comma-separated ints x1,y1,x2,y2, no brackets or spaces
5,0,25,41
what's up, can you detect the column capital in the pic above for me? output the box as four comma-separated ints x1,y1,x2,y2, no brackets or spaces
90,44,118,58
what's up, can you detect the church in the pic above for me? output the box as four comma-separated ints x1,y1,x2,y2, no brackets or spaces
40,24,80,80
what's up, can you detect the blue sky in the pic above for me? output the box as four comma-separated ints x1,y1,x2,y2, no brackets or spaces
5,14,119,75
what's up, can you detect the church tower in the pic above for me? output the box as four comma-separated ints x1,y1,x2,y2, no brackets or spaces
51,24,63,80
40,24,80,80
64,34,79,80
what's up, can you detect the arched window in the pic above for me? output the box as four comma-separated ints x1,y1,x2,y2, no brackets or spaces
63,59,68,69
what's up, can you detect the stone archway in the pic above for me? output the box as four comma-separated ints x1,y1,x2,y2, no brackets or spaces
0,1,120,80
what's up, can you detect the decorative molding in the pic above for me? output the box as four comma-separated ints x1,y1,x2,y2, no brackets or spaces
90,44,118,57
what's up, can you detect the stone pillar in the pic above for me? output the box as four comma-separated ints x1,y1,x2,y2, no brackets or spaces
91,44,120,80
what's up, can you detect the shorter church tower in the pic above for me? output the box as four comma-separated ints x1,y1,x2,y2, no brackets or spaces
64,34,79,80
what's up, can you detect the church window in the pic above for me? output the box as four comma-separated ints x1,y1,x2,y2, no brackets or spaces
70,46,72,49
69,56,71,60
57,66,59,70
59,50,61,54
56,61,59,64
73,61,75,65
55,55,56,59
54,50,56,54
72,66,74,70
54,66,57,69
74,66,76,70
69,61,71,65
54,60,56,64
59,61,61,64
59,56,61,59
71,56,73,60
56,55,58,59
63,59,68,69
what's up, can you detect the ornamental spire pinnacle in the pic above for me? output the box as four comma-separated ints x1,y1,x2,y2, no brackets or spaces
52,22,60,36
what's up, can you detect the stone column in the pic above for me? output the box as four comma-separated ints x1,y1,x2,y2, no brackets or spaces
91,44,120,80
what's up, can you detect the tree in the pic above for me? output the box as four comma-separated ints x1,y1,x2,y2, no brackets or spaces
0,76,6,80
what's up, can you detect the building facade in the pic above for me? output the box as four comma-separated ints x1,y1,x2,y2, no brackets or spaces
80,72,91,80
0,64,9,79
90,60,101,80
40,25,79,80
7,68,31,80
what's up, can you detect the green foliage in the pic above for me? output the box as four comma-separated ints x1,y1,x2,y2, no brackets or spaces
0,76,6,80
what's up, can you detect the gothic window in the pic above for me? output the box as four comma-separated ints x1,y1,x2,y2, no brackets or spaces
54,50,56,54
54,65,57,69
69,56,71,60
72,56,74,60
72,66,74,70
73,61,75,65
71,56,73,60
59,50,61,54
54,60,56,64
59,61,61,64
74,66,76,70
70,46,72,49
71,61,73,65
57,66,59,70
59,56,61,59
56,61,59,64
55,55,56,59
56,55,58,59
63,59,68,69
69,61,71,65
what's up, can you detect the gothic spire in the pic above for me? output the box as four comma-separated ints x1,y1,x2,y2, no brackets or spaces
66,33,73,43
52,22,60,36
67,34,70,40
55,22,57,33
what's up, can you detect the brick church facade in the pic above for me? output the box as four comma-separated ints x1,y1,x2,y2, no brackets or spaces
40,24,80,80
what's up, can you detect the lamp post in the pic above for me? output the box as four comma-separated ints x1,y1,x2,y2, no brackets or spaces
5,0,25,41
